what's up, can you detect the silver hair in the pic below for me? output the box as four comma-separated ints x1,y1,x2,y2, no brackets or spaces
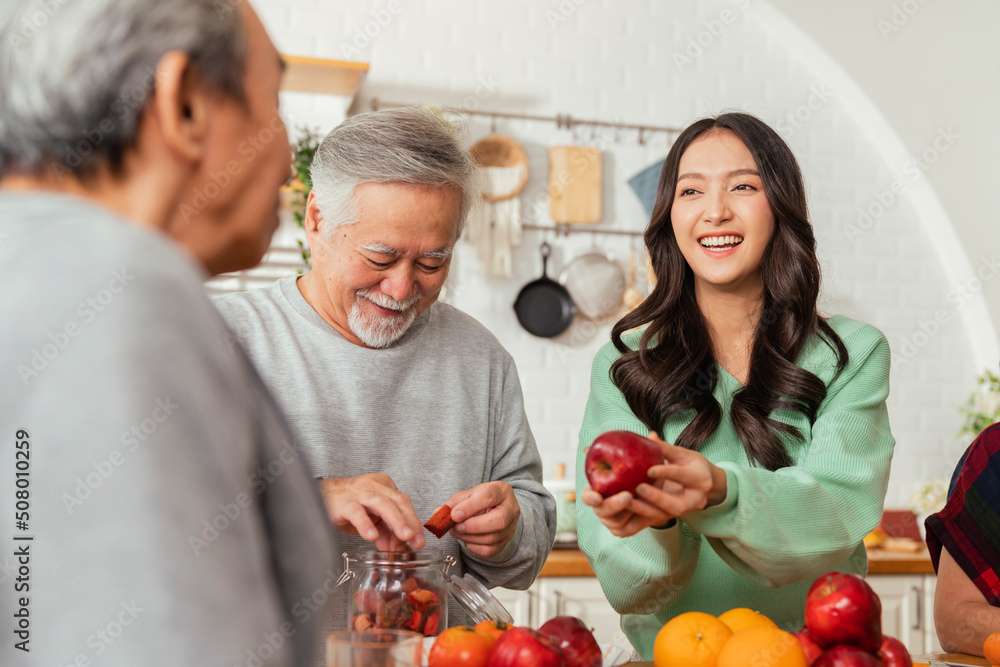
0,0,247,178
309,107,480,240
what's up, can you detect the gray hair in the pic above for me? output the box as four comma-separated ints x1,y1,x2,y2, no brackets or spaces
310,107,480,239
0,0,247,178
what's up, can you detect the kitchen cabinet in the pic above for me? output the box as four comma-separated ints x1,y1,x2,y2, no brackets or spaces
537,578,635,653
924,575,942,654
495,578,634,654
494,550,941,658
491,582,539,627
867,574,942,654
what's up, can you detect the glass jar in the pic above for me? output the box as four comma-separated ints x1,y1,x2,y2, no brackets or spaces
337,548,513,636
341,548,448,637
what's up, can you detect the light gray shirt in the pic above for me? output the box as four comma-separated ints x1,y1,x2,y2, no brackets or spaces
0,194,336,667
214,276,556,631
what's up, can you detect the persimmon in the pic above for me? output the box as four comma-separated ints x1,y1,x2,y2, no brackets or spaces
428,625,496,667
474,619,513,641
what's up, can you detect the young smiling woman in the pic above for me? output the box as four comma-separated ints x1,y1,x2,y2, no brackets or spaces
575,113,895,660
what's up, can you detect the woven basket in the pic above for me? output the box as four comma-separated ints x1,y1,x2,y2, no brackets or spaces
470,134,529,202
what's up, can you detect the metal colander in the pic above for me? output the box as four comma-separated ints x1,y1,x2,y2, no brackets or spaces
558,252,627,322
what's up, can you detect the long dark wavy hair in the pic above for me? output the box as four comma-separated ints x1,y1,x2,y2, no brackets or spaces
610,113,848,471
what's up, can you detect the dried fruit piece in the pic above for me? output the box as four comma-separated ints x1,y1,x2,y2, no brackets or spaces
424,505,456,539
424,611,441,636
352,613,374,631
406,610,424,632
353,587,380,614
408,588,440,611
376,597,406,629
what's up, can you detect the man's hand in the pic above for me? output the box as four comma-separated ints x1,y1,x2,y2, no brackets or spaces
317,473,426,551
438,481,521,558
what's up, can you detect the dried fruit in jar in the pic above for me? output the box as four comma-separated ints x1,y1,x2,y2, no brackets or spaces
353,571,446,636
352,613,374,632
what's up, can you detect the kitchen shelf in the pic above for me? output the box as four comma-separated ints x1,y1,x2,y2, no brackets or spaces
539,550,595,577
538,547,934,577
867,547,935,575
280,54,369,97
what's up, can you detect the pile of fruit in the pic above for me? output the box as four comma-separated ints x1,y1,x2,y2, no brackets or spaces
652,572,912,667
428,616,605,667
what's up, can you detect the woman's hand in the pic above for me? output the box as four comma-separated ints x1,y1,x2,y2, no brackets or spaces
581,432,684,538
581,482,677,538
581,432,728,538
636,432,728,514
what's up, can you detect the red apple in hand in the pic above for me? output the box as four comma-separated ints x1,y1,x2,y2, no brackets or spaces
585,430,664,497
795,627,824,665
878,635,912,667
539,616,602,667
486,626,565,667
813,645,882,666
805,572,882,652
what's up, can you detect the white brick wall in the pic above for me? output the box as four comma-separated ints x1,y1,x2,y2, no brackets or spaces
253,0,987,509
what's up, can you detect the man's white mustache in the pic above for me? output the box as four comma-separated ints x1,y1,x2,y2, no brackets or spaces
357,288,420,312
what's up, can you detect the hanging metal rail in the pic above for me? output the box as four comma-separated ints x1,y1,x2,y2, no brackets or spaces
369,99,660,237
521,223,645,238
369,98,682,144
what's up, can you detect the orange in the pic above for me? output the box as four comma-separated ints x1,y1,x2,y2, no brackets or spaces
653,611,734,667
717,626,808,667
718,608,778,634
984,631,1000,665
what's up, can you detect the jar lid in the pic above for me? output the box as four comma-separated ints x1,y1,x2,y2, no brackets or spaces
443,571,514,625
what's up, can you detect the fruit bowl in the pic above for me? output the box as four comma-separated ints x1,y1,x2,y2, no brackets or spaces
420,637,630,666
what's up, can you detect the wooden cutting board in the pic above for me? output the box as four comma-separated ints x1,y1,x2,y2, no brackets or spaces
548,146,602,224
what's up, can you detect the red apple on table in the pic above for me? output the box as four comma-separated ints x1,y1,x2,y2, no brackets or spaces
795,627,824,665
813,644,882,667
486,626,566,667
584,430,664,497
805,572,882,652
539,616,602,667
878,635,912,667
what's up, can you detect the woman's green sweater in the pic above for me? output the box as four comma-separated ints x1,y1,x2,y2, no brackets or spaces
575,316,895,659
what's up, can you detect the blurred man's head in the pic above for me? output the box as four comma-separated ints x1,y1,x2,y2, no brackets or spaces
0,0,290,275
300,108,480,348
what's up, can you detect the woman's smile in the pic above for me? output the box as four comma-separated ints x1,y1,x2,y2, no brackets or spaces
698,233,745,257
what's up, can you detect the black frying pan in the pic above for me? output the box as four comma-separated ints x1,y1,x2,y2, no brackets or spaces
514,242,577,338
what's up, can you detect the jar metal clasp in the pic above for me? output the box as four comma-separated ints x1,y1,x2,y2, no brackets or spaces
335,552,358,587
442,554,457,575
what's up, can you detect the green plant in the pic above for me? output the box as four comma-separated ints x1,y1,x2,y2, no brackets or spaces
959,369,1000,438
288,126,323,270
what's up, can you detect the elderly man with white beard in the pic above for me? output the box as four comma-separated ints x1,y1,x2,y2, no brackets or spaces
214,107,556,632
